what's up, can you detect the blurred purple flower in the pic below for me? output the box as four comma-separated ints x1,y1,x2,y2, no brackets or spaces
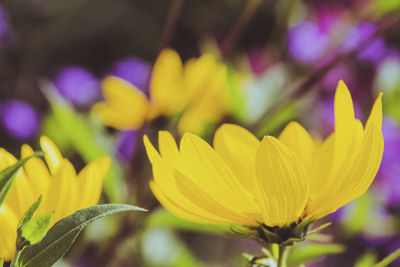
321,64,355,92
53,66,100,107
248,49,270,76
0,100,39,139
341,22,387,64
115,130,137,162
315,5,343,33
0,5,10,38
287,21,329,64
108,58,152,92
376,117,400,206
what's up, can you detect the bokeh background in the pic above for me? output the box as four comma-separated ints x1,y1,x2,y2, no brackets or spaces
0,0,400,266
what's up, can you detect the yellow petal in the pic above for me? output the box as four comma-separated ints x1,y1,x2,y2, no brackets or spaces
40,136,63,174
93,76,150,129
332,80,357,176
311,95,383,218
279,121,316,170
178,55,229,134
145,134,258,225
149,49,185,118
213,124,260,192
158,131,183,169
255,136,309,226
150,181,221,224
179,133,260,218
0,205,18,261
2,149,36,219
41,159,78,223
307,119,364,216
366,93,383,130
21,144,51,196
76,157,110,210
312,121,383,218
0,148,17,170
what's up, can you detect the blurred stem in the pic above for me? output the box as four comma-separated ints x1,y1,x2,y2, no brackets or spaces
374,248,400,267
10,250,20,267
158,0,185,51
277,245,288,267
222,0,262,57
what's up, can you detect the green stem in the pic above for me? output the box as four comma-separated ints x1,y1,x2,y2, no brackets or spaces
374,247,400,267
10,250,21,267
277,245,288,267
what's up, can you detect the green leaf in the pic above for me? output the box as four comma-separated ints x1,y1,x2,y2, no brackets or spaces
17,213,54,250
287,244,346,266
0,152,42,206
17,196,43,229
0,258,4,267
18,204,146,267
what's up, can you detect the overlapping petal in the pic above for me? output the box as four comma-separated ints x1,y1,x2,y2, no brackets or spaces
92,76,150,129
145,80,383,232
144,135,258,225
0,136,110,259
255,136,309,226
150,49,185,118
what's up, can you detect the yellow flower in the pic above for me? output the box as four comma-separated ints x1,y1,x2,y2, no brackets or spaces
144,81,383,230
92,49,230,134
0,136,110,260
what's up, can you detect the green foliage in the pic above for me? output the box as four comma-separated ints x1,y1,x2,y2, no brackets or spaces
17,213,54,251
17,196,43,229
374,248,400,267
355,252,377,267
141,227,203,267
372,0,400,14
0,152,42,206
145,209,229,234
0,259,4,267
342,192,372,236
18,204,146,267
16,196,54,250
287,243,345,266
41,83,125,202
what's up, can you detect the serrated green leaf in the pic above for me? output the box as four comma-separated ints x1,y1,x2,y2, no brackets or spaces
17,196,43,229
0,152,42,206
17,213,54,250
287,244,345,266
18,204,146,267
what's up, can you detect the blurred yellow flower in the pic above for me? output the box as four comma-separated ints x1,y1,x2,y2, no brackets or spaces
0,136,110,260
93,49,231,134
144,81,383,229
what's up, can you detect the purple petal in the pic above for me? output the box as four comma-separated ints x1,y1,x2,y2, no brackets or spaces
53,66,100,106
108,58,152,92
0,100,39,139
287,21,329,64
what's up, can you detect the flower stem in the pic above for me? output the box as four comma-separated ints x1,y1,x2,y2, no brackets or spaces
277,245,288,267
374,247,400,267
